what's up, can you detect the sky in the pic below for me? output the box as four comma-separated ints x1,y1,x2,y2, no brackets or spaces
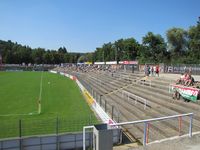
0,0,199,52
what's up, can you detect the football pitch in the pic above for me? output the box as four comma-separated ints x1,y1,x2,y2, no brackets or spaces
0,71,97,138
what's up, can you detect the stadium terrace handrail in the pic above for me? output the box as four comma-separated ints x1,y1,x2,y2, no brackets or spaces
122,90,148,109
109,113,193,146
83,113,193,148
110,113,193,126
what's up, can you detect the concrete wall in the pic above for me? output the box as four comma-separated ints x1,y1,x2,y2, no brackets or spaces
0,129,121,150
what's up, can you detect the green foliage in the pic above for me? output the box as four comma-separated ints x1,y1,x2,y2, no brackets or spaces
78,52,94,63
188,23,200,63
166,27,188,63
92,18,200,64
0,40,83,64
93,38,140,63
138,32,167,64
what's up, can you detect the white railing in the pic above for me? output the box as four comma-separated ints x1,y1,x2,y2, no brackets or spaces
110,113,193,146
83,126,94,150
83,113,193,149
122,90,148,109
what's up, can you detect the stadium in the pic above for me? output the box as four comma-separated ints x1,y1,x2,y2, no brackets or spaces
1,61,200,150
1,1,200,150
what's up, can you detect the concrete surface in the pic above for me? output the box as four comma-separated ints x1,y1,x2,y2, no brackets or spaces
159,73,200,81
114,133,200,150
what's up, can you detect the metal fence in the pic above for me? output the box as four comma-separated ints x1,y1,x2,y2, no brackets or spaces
0,116,98,139
110,113,194,146
97,94,121,123
0,65,55,71
164,64,200,75
76,75,121,123
0,128,121,150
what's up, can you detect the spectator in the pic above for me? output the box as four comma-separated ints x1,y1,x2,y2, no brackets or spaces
176,73,185,84
156,65,159,77
185,73,194,86
151,66,154,76
145,65,150,76
153,66,156,76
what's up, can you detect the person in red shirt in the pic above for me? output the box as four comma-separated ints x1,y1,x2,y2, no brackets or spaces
155,65,159,77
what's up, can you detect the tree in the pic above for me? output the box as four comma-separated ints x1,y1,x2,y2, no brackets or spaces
166,28,188,63
138,32,167,64
58,47,67,54
0,40,83,64
102,42,115,61
114,39,124,62
77,53,93,63
188,19,200,63
64,53,70,63
32,48,45,64
122,38,139,60
113,38,139,62
43,50,54,64
94,48,104,62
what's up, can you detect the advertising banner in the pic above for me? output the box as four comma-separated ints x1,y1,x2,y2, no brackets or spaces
49,70,57,74
106,61,117,65
85,62,92,65
94,62,105,65
171,84,200,102
119,60,138,65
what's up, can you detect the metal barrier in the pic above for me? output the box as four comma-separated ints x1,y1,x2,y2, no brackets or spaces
122,90,148,109
83,126,94,150
83,113,193,148
0,116,97,139
164,64,200,75
110,113,193,146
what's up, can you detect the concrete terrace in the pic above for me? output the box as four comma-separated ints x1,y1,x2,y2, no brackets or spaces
54,66,200,150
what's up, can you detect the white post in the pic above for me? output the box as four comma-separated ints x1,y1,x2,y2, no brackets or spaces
83,126,94,150
143,122,147,146
83,127,85,150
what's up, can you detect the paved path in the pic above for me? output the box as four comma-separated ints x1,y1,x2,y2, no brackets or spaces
159,73,200,81
133,133,200,150
113,131,200,150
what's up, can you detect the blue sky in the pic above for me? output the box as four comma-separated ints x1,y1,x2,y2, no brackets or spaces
0,0,199,52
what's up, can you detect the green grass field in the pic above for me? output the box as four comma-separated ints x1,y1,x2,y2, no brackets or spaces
0,71,98,138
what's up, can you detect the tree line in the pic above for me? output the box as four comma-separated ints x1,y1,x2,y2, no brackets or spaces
82,17,200,64
0,40,83,64
0,18,199,65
